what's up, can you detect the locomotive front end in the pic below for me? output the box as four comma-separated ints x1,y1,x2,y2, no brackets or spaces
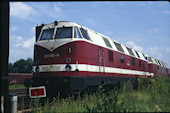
30,21,86,98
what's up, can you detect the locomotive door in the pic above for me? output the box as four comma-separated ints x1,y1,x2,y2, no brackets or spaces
98,48,105,74
143,64,147,76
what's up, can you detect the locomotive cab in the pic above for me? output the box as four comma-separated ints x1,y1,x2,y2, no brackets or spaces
37,21,91,42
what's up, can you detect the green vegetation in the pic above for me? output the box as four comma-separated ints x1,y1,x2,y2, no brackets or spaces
9,58,33,73
9,84,25,89
20,76,170,112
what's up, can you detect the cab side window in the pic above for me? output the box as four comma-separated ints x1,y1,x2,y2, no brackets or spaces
80,28,90,40
74,27,82,38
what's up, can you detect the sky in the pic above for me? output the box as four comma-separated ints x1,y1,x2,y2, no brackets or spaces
9,1,170,67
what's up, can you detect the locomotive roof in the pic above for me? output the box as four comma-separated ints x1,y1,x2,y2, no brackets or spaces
39,21,168,68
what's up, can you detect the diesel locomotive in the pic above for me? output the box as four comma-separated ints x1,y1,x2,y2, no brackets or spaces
28,21,170,98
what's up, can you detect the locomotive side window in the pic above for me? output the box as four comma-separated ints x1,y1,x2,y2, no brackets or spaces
80,28,90,40
102,37,112,48
74,27,82,38
135,51,140,58
142,54,147,60
162,62,164,67
126,47,134,56
162,62,166,67
55,27,72,39
108,50,113,62
132,57,135,65
152,58,157,64
155,59,159,65
40,28,54,40
160,61,164,66
158,60,161,65
120,54,125,63
114,42,124,53
159,61,163,66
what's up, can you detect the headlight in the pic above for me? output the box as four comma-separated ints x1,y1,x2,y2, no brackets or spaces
65,64,71,72
36,66,39,72
66,58,71,63
75,69,79,73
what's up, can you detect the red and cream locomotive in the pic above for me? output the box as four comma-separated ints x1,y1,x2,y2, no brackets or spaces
29,21,170,98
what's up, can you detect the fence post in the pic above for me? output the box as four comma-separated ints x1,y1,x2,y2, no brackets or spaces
10,94,18,113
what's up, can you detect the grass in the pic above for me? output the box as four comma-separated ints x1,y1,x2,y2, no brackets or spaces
9,84,26,89
20,76,170,112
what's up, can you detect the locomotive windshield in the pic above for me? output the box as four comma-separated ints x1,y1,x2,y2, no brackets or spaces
40,28,54,40
55,27,72,39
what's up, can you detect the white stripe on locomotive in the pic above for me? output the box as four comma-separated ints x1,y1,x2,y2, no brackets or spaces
33,64,154,76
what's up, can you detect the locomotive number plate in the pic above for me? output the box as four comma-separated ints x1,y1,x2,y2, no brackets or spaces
29,86,46,98
44,53,59,58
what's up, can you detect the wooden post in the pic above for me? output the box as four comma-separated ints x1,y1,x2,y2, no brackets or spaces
0,2,10,113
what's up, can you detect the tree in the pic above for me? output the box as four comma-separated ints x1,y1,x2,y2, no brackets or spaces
25,58,33,73
8,58,33,73
8,62,13,73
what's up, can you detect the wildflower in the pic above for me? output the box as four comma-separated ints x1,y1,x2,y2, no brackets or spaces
50,102,53,105
155,105,161,112
99,85,102,88
61,98,64,101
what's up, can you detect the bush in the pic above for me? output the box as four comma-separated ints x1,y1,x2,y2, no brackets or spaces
84,86,125,112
